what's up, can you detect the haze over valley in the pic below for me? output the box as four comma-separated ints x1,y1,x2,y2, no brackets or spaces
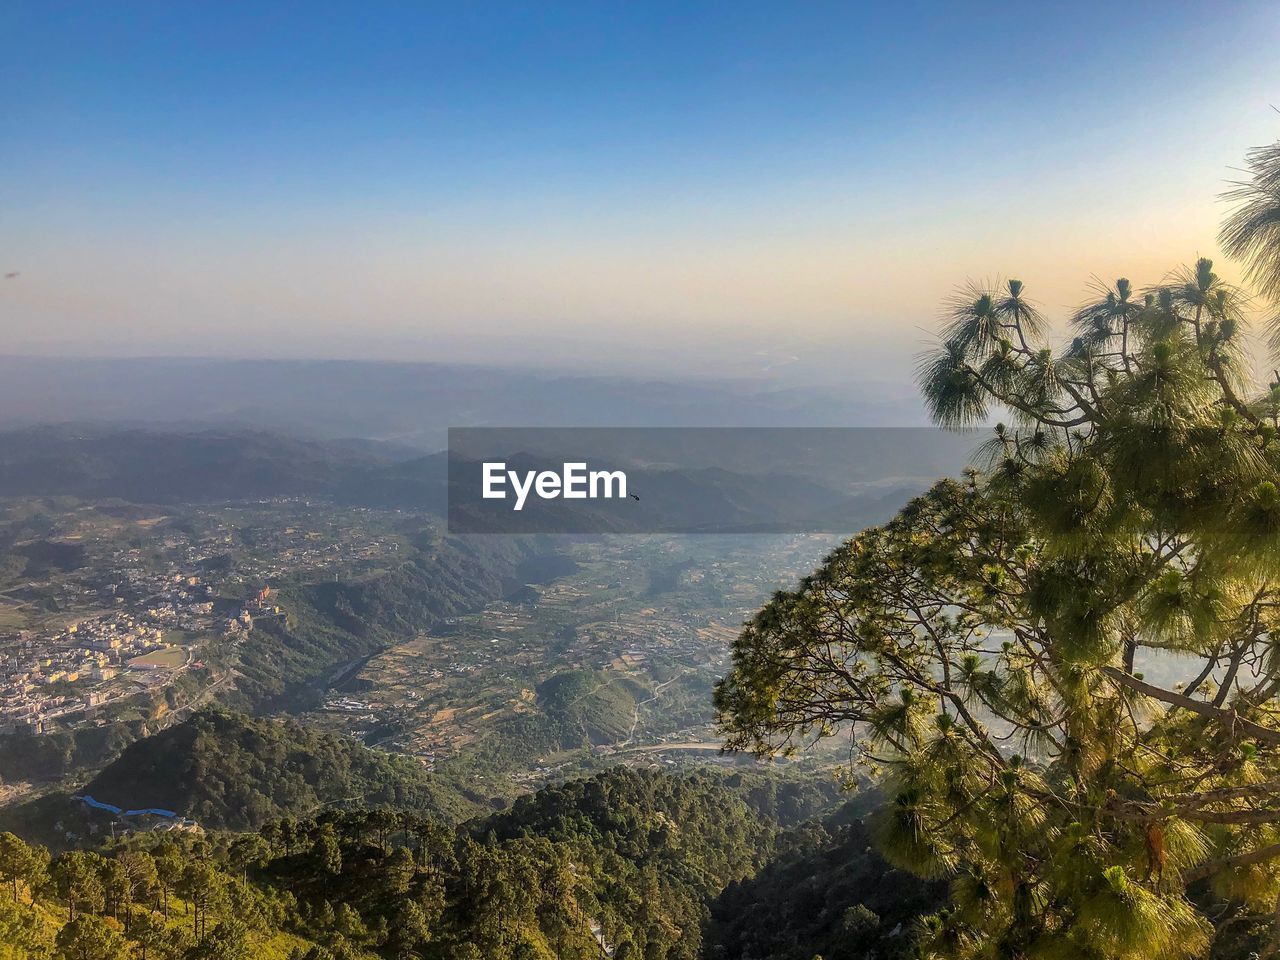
7,3,1280,959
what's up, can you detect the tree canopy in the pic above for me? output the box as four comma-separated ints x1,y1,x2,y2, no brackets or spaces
0,768,850,960
717,141,1280,958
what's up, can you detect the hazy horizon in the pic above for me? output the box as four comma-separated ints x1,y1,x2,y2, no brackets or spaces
0,354,930,448
0,327,923,389
5,2,1280,379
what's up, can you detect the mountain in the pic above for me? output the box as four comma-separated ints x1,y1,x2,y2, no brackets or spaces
232,535,545,711
0,425,446,509
536,669,646,746
0,356,924,447
83,709,482,830
0,423,978,533
0,709,483,850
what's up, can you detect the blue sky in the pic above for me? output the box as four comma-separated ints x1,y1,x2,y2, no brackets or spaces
4,2,1280,378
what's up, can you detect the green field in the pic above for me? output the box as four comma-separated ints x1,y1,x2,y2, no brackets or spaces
127,646,188,670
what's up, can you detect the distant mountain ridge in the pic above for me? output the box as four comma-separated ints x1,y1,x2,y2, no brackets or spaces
0,355,926,447
0,424,977,533
0,425,444,508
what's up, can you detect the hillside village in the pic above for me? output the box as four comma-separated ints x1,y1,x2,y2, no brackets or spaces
0,498,402,738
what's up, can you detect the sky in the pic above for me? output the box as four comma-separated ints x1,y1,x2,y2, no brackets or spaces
4,1,1280,383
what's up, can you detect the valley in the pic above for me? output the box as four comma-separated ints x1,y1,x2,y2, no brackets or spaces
0,446,845,816
299,533,839,791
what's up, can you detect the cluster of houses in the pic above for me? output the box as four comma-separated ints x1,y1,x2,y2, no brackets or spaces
0,574,226,735
1,615,173,734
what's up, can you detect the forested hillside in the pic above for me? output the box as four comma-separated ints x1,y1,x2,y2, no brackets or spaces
85,710,483,829
0,710,486,850
534,669,645,746
231,535,540,711
0,767,860,960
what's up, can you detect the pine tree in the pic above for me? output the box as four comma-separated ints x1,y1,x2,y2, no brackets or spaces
0,832,43,903
54,914,125,960
1221,138,1280,309
53,852,105,923
717,236,1280,953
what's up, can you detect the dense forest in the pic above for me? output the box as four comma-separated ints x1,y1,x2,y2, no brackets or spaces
0,710,486,847
0,766,884,960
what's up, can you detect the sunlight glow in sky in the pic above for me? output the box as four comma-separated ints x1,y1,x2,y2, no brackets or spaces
4,1,1280,378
